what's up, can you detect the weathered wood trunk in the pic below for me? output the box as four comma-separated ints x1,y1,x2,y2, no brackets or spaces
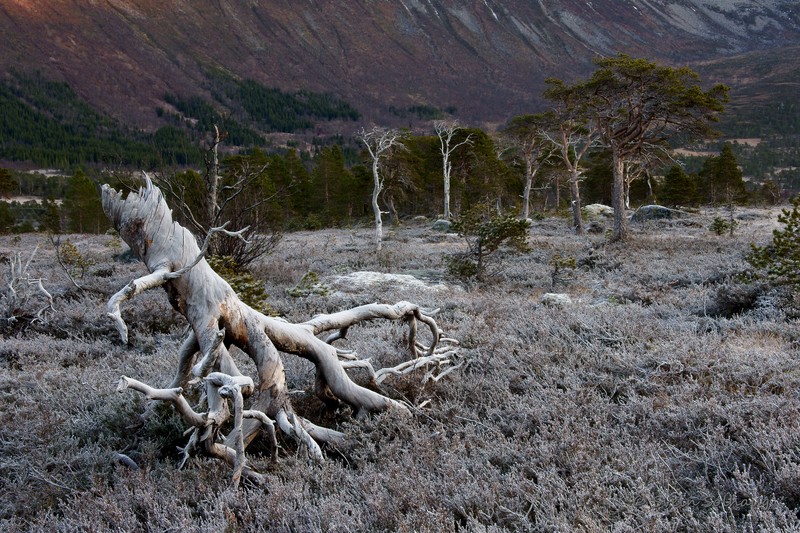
102,178,457,485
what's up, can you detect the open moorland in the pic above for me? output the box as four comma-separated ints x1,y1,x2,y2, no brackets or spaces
1,207,799,532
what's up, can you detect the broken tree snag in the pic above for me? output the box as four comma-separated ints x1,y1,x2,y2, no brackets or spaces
102,177,459,484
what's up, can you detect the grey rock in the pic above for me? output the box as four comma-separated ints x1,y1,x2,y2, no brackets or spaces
432,219,452,232
630,205,685,222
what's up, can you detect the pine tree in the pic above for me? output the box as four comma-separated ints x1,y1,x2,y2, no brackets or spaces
660,165,699,207
747,196,800,292
0,202,13,233
63,169,104,233
309,145,356,226
580,54,728,240
700,143,748,205
0,168,17,198
40,197,61,233
271,149,310,222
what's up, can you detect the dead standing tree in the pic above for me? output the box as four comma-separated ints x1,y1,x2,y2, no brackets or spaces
435,120,473,221
102,178,457,486
357,126,405,252
155,125,280,268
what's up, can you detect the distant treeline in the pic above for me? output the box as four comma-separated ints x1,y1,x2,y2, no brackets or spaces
0,133,780,236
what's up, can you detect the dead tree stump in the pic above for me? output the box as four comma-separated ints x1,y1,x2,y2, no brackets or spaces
102,178,458,486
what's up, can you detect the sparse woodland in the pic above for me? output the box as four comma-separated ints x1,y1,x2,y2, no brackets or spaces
2,202,799,531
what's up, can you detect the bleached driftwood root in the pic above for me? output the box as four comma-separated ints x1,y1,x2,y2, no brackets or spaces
102,177,458,485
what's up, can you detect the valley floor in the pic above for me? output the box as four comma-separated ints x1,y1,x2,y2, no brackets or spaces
1,207,799,531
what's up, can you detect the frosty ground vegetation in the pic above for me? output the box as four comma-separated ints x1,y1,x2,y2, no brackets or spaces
0,205,798,531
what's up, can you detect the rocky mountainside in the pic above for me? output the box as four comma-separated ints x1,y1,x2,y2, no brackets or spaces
1,0,798,131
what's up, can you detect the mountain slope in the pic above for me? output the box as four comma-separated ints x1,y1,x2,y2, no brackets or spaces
0,0,798,131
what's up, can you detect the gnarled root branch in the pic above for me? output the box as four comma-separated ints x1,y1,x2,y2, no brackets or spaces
107,269,171,344
341,337,461,385
303,301,441,357
117,373,268,488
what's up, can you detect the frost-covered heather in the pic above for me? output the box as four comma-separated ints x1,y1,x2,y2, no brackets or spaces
1,206,798,532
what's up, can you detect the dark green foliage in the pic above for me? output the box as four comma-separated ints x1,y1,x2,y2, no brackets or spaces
757,179,783,206
0,73,174,168
63,170,107,234
550,253,577,288
162,94,263,146
151,126,202,166
720,98,800,139
456,128,519,213
714,137,800,194
0,168,17,198
215,151,284,267
581,150,613,206
206,255,273,315
711,215,738,236
285,271,331,298
747,196,800,291
402,134,445,213
14,172,68,199
308,145,369,226
407,104,444,120
0,202,13,234
164,169,206,225
0,73,360,168
700,143,749,205
388,104,451,120
660,164,700,207
447,203,530,281
224,80,359,133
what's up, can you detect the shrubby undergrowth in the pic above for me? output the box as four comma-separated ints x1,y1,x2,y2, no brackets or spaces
1,206,798,531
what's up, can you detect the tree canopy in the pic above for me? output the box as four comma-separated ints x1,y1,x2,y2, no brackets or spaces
580,54,729,240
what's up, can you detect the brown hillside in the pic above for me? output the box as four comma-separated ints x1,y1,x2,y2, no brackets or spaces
1,0,798,129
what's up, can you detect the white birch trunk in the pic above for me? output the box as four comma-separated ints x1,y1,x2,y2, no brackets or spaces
612,150,627,241
371,156,383,252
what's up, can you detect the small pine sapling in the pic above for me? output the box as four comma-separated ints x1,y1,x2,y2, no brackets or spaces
286,271,331,298
710,216,738,236
446,203,531,281
550,253,577,288
746,196,800,292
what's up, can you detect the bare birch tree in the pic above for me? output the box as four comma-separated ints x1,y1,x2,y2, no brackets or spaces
357,127,405,251
434,120,473,220
543,81,601,235
500,114,557,220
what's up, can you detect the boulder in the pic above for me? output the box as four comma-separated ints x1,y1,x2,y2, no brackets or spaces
583,204,614,219
329,271,450,293
541,293,573,307
630,205,685,222
432,219,452,232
